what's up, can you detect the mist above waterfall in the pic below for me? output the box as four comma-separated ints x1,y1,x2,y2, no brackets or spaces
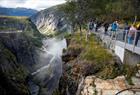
29,37,67,95
43,38,67,56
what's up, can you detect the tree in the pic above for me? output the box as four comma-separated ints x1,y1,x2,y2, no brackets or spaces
59,1,77,33
60,0,140,32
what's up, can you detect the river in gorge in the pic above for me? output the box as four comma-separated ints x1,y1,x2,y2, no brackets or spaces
28,37,67,95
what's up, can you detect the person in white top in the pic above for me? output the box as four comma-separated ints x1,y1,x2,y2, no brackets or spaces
128,25,137,44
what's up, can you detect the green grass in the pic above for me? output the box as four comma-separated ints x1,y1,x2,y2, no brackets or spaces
66,33,113,63
121,64,137,85
65,32,138,81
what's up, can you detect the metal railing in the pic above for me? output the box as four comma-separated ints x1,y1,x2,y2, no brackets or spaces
115,29,140,47
94,27,140,54
114,29,140,54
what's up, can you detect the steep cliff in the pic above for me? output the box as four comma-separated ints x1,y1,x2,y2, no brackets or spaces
0,15,68,95
59,33,138,95
0,42,30,95
31,5,71,36
0,16,44,95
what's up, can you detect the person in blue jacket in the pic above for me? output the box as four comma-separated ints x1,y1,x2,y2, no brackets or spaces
111,21,119,39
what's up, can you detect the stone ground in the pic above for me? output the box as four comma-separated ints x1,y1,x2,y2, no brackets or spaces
81,74,140,95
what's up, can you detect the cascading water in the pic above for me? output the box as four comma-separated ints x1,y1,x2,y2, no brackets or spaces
28,37,67,95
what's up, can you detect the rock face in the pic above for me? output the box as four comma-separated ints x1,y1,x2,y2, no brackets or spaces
0,16,67,95
0,42,30,95
81,76,135,95
0,16,43,95
31,5,71,35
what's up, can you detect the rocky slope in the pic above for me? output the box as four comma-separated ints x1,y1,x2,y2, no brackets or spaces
0,42,30,95
0,16,44,95
31,5,71,36
81,76,139,95
58,33,139,95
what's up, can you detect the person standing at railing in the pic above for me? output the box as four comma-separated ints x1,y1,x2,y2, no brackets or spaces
128,25,137,44
95,21,102,32
111,21,119,39
95,21,99,32
123,22,130,41
104,22,109,35
135,23,140,46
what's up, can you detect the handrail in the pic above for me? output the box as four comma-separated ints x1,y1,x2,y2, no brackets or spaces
93,28,140,54
133,31,137,52
115,87,140,95
115,30,140,48
105,29,140,47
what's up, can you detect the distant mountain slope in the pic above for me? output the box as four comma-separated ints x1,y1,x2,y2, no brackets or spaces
31,5,71,35
0,7,38,17
0,15,44,49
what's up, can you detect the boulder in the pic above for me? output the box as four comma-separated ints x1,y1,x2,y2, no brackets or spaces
81,76,136,95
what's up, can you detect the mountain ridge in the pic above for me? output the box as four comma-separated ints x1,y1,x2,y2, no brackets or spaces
0,7,38,17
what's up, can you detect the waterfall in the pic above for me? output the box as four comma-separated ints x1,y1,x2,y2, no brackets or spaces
28,37,67,95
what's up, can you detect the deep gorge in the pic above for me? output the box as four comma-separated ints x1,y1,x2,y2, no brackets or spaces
0,4,140,95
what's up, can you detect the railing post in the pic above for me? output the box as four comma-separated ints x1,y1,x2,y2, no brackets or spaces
114,31,117,41
133,31,137,52
109,33,112,49
124,31,128,48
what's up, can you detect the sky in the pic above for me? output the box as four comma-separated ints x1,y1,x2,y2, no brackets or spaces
0,0,66,10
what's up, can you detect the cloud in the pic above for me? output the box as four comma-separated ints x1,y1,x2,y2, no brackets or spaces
0,0,66,10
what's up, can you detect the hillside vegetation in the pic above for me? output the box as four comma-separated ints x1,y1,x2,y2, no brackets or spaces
64,32,137,79
61,0,140,21
58,31,138,95
59,0,140,33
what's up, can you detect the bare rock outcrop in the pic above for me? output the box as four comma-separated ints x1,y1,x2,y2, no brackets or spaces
81,76,136,95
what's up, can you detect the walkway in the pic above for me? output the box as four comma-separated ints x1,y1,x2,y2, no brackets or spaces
94,27,140,55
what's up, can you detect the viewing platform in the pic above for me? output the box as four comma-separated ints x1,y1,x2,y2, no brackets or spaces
94,27,140,65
